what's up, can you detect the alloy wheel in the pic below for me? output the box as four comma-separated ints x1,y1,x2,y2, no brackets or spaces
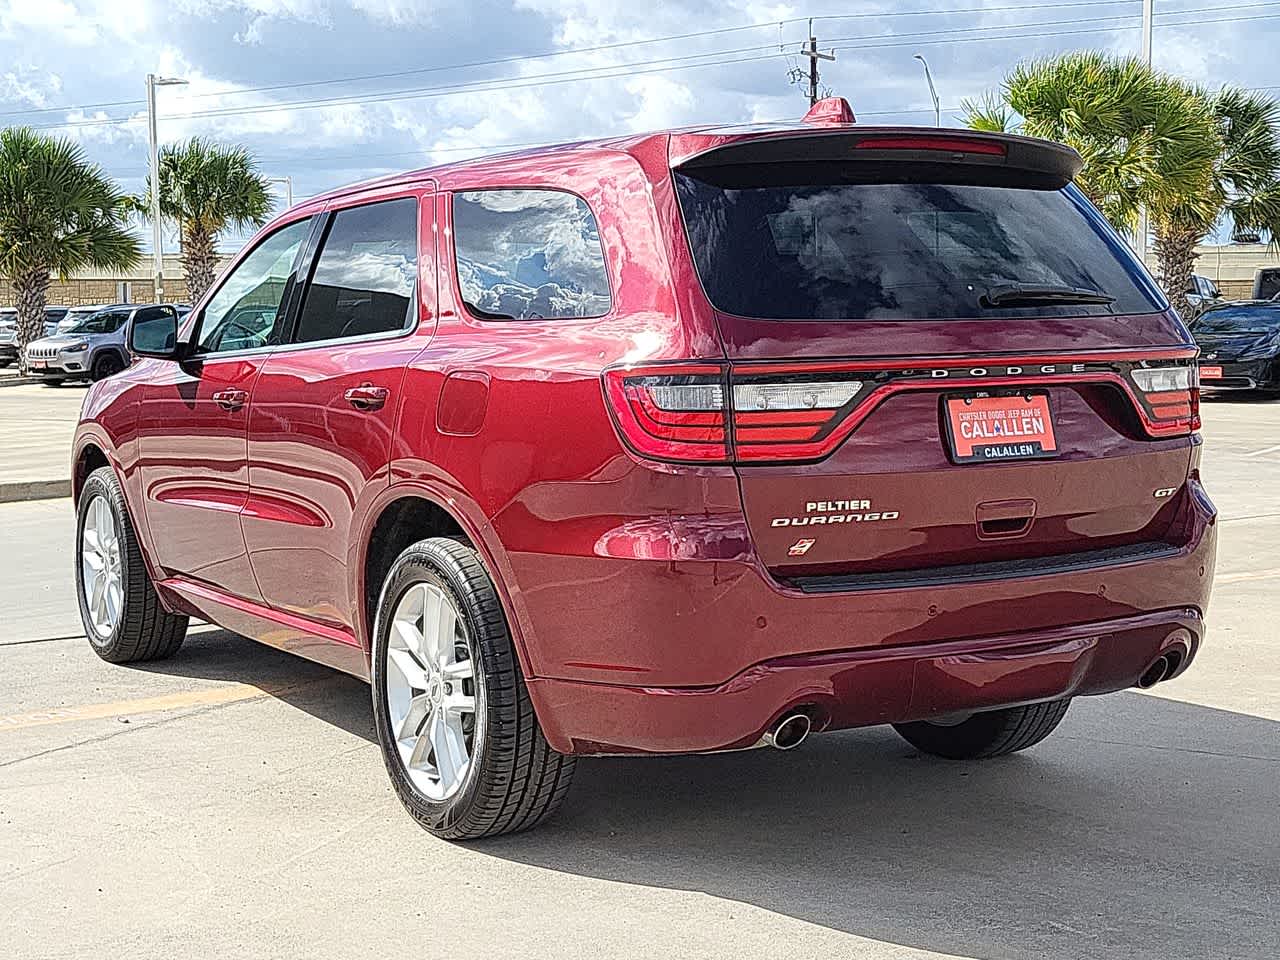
384,581,483,801
81,494,124,638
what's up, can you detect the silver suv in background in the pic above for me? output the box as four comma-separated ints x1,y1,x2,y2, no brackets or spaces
0,306,73,367
25,304,189,385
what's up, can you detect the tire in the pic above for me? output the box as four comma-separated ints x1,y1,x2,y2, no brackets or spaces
75,466,188,663
42,378,66,387
91,352,125,381
0,358,12,368
371,537,575,840
892,698,1071,760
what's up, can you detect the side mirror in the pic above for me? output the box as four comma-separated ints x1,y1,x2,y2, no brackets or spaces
129,307,182,359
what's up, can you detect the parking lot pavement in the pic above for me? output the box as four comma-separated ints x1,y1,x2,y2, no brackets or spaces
0,382,85,500
2,397,1279,960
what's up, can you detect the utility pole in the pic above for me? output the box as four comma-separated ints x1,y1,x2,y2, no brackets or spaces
1136,0,1154,265
803,18,835,107
146,73,187,304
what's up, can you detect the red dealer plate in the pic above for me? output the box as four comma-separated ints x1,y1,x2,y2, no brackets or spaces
1200,365,1223,379
944,393,1058,463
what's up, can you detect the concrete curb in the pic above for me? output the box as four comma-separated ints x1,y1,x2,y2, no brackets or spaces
0,376,42,388
0,479,72,503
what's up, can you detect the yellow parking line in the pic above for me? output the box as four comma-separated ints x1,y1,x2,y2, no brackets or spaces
0,683,296,732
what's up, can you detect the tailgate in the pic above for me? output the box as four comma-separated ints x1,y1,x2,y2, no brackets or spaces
668,128,1200,583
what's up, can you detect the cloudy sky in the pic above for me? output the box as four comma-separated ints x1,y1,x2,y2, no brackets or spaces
1,0,1276,249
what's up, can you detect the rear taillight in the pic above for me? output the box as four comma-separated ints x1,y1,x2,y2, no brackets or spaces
602,364,729,462
603,364,863,463
731,377,863,460
1129,363,1200,436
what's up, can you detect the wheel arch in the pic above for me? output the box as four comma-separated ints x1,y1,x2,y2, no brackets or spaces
355,484,537,682
72,441,111,504
89,345,128,377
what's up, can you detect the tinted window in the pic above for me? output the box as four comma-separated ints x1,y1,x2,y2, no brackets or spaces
453,190,610,320
68,309,129,334
675,171,1161,320
44,308,67,321
1195,305,1280,334
196,218,311,354
293,198,418,344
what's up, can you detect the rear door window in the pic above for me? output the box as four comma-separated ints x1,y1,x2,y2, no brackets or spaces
675,170,1162,320
452,190,611,320
292,197,418,344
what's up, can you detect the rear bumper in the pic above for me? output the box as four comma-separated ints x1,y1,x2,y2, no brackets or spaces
1201,358,1278,391
520,477,1216,756
529,607,1203,754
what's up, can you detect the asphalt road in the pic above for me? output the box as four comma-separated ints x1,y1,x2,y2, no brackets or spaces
1,395,1278,960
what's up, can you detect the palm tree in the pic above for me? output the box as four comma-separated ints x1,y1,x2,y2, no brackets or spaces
963,53,1280,315
0,128,140,361
144,138,273,303
1152,88,1280,316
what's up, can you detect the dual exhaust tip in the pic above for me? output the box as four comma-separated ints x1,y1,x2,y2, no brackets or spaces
761,712,812,750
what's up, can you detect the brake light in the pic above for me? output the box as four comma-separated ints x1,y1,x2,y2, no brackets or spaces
1129,363,1200,436
854,136,1006,156
603,364,864,463
602,365,728,462
731,378,863,460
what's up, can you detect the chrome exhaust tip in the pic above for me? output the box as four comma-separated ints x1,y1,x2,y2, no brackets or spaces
762,712,812,750
1137,654,1172,689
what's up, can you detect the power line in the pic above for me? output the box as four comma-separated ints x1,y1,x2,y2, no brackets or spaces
825,1,1279,46
0,0,1259,123
10,2,1278,135
0,19,807,122
27,3,1275,133
27,48,792,131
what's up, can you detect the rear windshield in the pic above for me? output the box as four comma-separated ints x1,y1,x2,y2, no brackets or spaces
675,170,1161,320
1195,305,1280,334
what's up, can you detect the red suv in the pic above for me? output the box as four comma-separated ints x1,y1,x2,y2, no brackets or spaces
73,101,1216,839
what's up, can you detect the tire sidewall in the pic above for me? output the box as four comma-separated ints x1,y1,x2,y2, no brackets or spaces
93,354,122,381
75,473,129,655
370,543,492,835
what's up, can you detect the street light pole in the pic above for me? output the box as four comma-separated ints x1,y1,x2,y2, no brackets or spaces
1136,0,1154,265
266,176,294,208
145,73,187,304
913,54,941,127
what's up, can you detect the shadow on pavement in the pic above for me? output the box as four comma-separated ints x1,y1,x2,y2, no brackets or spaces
144,627,1280,960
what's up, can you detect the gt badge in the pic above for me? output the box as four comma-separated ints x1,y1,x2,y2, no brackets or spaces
788,538,816,557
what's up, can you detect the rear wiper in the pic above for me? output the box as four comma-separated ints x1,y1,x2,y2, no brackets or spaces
980,283,1116,308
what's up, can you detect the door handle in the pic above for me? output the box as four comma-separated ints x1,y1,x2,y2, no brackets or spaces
212,388,248,412
345,384,389,411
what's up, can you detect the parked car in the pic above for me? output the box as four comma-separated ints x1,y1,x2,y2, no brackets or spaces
0,306,68,365
26,303,184,385
1192,299,1280,392
71,100,1217,839
1184,274,1222,320
0,308,16,367
1253,266,1280,301
42,306,69,337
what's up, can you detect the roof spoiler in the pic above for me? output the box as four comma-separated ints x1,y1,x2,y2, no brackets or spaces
674,128,1082,189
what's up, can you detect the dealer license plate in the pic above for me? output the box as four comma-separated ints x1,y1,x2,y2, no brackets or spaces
1199,365,1223,380
944,393,1058,463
